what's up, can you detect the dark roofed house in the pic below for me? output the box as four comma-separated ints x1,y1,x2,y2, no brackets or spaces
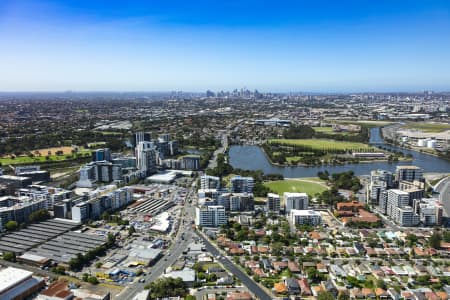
284,278,300,295
321,280,338,298
261,258,272,271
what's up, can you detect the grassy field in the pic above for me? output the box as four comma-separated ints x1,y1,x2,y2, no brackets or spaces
264,179,328,198
0,147,91,165
269,139,374,151
332,120,395,127
404,122,450,133
312,126,334,133
286,156,302,163
312,126,356,135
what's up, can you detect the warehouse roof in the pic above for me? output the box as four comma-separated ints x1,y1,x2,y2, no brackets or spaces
0,267,33,294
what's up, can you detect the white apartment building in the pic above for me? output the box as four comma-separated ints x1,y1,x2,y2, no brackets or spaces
386,189,410,217
195,205,227,227
290,209,322,226
393,206,420,227
284,192,309,213
200,175,220,190
266,193,281,213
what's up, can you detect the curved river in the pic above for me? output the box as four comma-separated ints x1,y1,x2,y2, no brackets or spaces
229,128,450,177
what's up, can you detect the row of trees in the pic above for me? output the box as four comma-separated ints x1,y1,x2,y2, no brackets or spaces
68,233,116,271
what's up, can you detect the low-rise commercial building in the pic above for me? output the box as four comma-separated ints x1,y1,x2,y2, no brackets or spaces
0,267,45,300
290,209,322,226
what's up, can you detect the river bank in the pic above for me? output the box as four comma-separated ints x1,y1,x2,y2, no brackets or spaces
228,127,450,177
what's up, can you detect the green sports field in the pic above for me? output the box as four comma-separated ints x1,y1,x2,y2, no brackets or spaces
264,179,328,198
269,139,374,151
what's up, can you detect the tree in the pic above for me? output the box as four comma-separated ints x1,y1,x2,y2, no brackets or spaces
375,278,387,290
51,266,66,275
406,233,418,247
306,267,324,283
29,209,51,223
444,231,450,243
337,292,350,300
5,220,18,231
106,233,116,247
3,252,16,262
146,277,188,298
128,225,136,236
101,211,110,221
198,272,206,280
317,291,335,300
87,276,99,284
429,232,442,249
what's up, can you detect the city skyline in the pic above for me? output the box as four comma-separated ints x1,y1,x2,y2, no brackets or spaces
1,0,450,92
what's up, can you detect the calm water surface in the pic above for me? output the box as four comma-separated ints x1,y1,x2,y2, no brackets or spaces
229,128,450,177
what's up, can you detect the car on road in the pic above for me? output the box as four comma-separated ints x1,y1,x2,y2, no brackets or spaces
139,278,146,283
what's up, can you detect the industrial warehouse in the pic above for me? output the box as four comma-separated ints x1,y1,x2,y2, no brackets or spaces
0,218,107,266
26,231,106,264
0,219,77,255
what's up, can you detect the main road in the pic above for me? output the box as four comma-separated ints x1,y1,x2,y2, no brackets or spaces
195,232,272,300
119,191,197,299
121,168,272,300
207,131,229,169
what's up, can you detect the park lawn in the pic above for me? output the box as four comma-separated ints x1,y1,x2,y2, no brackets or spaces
269,139,374,151
264,179,328,198
0,155,71,165
404,122,450,133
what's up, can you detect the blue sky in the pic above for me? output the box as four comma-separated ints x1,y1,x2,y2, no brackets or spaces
1,0,449,92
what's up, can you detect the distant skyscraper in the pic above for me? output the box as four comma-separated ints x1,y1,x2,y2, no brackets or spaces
206,90,216,97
